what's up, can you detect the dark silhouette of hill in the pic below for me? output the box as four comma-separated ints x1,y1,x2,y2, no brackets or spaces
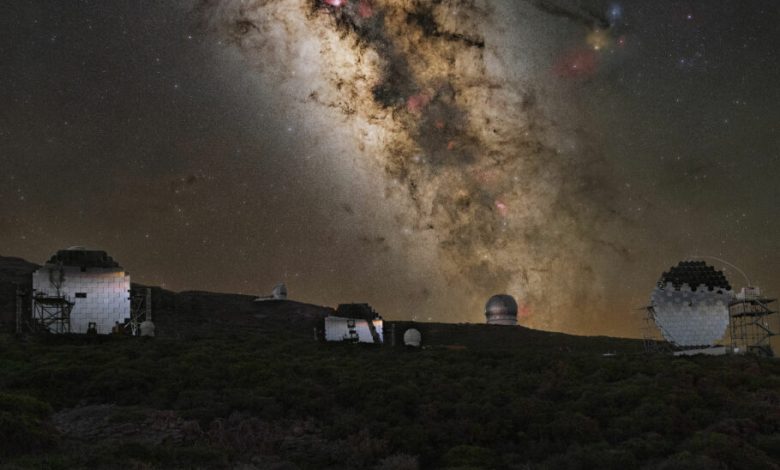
0,255,39,285
150,288,334,338
386,320,643,354
4,254,779,469
0,255,637,353
0,255,38,327
0,255,334,337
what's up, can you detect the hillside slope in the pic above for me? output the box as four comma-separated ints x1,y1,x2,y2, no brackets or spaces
2,255,779,469
2,331,780,469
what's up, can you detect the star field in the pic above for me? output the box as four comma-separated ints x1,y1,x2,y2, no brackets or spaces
1,0,778,337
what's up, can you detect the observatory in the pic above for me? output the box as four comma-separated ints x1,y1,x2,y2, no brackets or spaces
324,303,383,344
485,294,518,326
403,328,422,347
729,287,777,357
272,283,287,300
647,261,733,349
31,247,131,334
254,282,288,301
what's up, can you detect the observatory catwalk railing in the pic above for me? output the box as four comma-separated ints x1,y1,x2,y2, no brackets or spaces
643,291,778,356
31,293,74,334
729,294,777,357
127,287,152,336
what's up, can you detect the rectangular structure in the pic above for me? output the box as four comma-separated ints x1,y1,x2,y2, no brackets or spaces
31,248,131,334
324,316,383,343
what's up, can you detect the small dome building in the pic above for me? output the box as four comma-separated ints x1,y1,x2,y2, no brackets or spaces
485,294,518,326
272,283,288,300
403,328,422,347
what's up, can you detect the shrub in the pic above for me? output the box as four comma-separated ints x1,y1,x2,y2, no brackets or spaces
441,445,497,469
375,453,419,470
0,392,57,458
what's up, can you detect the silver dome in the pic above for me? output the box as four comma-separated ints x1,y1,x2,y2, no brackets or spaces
485,294,518,325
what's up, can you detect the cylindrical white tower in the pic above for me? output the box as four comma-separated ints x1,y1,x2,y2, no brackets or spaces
485,294,518,326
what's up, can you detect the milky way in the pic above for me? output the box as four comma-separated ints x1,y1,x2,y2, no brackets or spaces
197,0,634,331
3,1,778,336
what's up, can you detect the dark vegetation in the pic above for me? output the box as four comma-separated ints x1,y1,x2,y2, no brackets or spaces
1,255,779,469
1,330,780,469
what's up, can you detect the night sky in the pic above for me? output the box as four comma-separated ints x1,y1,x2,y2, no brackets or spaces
2,0,778,337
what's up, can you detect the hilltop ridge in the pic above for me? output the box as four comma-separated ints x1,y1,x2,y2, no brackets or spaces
2,256,780,469
0,254,642,353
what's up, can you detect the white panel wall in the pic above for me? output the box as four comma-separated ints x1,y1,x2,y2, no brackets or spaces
32,266,131,334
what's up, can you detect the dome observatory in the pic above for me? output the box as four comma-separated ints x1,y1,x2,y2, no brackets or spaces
403,328,422,347
485,294,518,326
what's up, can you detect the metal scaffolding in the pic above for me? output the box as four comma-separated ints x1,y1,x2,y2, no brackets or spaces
730,290,777,357
31,294,74,334
127,287,152,336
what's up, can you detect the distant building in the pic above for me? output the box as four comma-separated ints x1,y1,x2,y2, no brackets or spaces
31,247,130,334
324,303,383,344
403,328,422,347
485,294,518,326
254,282,288,301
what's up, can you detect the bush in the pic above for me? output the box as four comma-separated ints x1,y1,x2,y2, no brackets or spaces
375,453,419,470
0,392,57,458
1,331,779,468
442,445,497,469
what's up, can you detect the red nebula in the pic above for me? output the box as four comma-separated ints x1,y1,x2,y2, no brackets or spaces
519,304,532,319
406,93,430,113
447,140,457,150
552,48,599,78
358,0,373,18
434,119,445,129
469,167,502,185
494,199,509,217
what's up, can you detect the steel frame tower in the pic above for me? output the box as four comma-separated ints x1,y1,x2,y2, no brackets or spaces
31,294,74,334
730,290,777,357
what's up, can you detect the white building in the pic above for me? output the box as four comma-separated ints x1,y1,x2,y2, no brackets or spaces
403,328,422,347
324,303,383,344
254,282,288,302
32,247,131,334
325,316,384,343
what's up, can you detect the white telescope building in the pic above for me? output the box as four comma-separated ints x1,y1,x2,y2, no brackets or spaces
31,247,131,334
